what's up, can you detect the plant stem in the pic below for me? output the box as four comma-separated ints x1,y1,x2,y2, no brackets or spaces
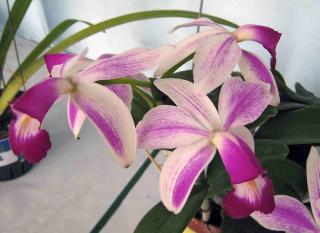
90,150,159,233
97,77,151,87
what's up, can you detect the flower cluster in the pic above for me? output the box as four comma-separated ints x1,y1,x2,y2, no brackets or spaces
9,18,282,219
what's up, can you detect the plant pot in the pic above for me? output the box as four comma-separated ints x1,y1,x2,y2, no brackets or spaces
185,218,221,233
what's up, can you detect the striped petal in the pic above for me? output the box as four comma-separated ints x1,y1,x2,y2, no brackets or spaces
233,24,281,69
67,97,86,139
218,78,272,130
155,30,216,78
170,18,229,33
107,84,133,110
136,105,210,149
9,109,51,163
154,78,220,131
229,126,254,151
307,146,320,226
223,175,275,219
160,140,216,213
193,34,241,93
251,195,319,233
70,82,137,167
239,50,280,106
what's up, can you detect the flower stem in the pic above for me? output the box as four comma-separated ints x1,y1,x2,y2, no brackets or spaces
96,77,151,87
144,149,161,172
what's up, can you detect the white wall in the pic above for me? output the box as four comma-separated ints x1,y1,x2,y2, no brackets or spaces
1,0,319,94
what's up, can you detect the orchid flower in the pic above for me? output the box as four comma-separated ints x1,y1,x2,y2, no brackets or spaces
251,147,320,233
155,18,281,106
136,77,275,218
9,48,165,165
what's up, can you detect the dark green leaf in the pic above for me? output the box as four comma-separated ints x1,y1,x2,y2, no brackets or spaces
134,186,207,233
278,102,308,111
131,90,150,124
247,106,278,129
255,139,289,159
262,158,307,200
0,0,32,74
256,106,320,144
295,82,320,106
221,216,281,233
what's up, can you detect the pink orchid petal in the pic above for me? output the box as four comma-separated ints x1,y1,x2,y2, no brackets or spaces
218,78,272,130
170,18,228,33
71,82,136,167
212,131,263,184
229,126,254,151
78,47,172,82
223,175,275,219
239,50,280,106
155,30,216,78
154,78,220,131
61,48,91,78
233,24,281,69
136,105,210,149
251,195,319,233
307,147,320,226
107,84,133,110
160,140,216,213
43,53,74,73
9,110,51,163
67,97,86,139
13,78,72,122
193,34,241,93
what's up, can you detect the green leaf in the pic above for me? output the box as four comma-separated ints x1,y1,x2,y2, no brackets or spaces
278,102,308,111
247,106,278,129
295,82,320,106
221,216,278,233
262,158,307,200
255,139,289,159
0,0,32,75
256,106,320,144
90,150,159,233
0,10,238,115
131,90,150,124
134,186,207,233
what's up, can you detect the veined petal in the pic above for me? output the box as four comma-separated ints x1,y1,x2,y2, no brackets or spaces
44,53,74,74
193,34,241,93
107,84,133,110
155,30,215,78
9,109,51,163
136,105,210,149
239,50,280,106
67,97,86,139
13,78,72,122
212,131,263,183
218,78,272,130
71,82,137,167
307,146,320,226
170,18,228,33
223,175,275,219
78,47,172,82
160,140,215,213
154,78,220,131
61,48,91,78
251,195,320,233
233,24,281,69
228,126,254,151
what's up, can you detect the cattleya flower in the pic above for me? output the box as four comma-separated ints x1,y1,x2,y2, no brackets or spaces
251,147,320,233
9,48,165,165
155,18,281,106
136,77,275,218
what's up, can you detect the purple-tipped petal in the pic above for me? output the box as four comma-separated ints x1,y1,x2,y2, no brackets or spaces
233,24,281,69
9,110,51,163
67,98,86,139
136,105,210,149
223,175,275,219
155,30,215,78
160,140,216,213
44,53,74,73
212,131,263,183
107,84,133,110
229,126,254,151
154,78,220,131
71,82,137,167
193,34,241,93
218,78,272,130
307,147,320,226
251,195,320,233
170,18,229,33
13,78,72,122
239,50,280,106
